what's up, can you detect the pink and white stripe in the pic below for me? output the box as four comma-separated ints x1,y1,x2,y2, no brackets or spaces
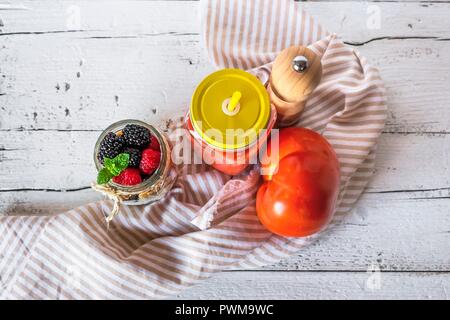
0,0,386,299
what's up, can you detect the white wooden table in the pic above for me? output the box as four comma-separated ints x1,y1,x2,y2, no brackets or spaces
0,0,449,300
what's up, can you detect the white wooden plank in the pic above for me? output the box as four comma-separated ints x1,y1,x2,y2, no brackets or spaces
269,193,450,272
302,1,450,41
0,1,200,35
175,271,450,299
0,32,209,130
0,2,449,132
2,36,449,133
370,133,450,192
1,131,449,191
1,190,448,272
0,189,98,216
1,39,449,134
1,1,448,39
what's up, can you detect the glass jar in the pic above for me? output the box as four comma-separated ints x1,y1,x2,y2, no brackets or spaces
93,119,176,205
185,106,277,175
185,69,277,176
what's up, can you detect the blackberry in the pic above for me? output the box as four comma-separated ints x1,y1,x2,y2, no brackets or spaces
123,124,150,148
97,132,125,164
123,147,142,167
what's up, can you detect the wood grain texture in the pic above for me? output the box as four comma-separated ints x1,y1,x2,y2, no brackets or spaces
0,2,449,133
1,132,448,191
0,0,449,299
176,271,450,300
2,36,449,133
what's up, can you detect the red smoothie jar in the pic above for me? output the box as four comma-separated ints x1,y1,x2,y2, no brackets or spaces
185,69,276,175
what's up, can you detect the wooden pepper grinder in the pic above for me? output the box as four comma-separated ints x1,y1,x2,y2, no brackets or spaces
268,46,322,127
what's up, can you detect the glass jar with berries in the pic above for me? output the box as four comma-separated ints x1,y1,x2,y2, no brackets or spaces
93,119,176,221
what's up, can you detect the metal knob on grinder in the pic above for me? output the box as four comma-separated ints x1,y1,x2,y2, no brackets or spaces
292,55,308,72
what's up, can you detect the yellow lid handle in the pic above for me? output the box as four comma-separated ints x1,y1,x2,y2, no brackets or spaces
227,91,242,112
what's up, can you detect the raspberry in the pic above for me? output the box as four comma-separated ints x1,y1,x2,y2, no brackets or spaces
112,168,142,186
123,147,141,167
139,148,161,175
97,132,125,164
148,135,161,151
123,124,150,148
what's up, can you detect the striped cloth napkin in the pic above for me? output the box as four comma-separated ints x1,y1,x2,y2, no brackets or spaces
0,0,386,299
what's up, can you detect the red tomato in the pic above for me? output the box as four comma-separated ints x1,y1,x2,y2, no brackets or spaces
257,128,340,237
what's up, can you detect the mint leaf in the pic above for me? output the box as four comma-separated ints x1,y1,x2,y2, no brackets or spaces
103,157,113,170
103,153,130,177
97,168,113,184
114,153,130,171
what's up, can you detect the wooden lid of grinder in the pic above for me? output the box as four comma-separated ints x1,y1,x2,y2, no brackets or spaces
270,46,322,103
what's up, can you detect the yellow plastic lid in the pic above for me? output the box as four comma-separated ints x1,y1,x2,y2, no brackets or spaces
190,69,270,150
